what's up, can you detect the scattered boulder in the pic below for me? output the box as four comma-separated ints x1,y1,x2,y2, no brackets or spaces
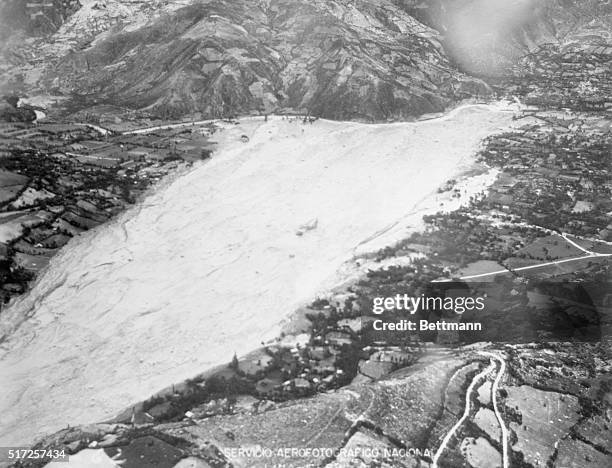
296,218,318,236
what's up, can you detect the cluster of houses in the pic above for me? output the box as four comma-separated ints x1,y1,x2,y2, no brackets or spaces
249,308,362,400
508,42,611,112
478,115,611,239
0,121,215,166
65,129,213,168
225,294,421,403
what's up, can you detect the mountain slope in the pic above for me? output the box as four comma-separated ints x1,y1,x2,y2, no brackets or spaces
400,0,612,76
2,1,610,121
27,0,491,121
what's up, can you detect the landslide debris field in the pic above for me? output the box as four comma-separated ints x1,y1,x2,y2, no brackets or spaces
0,106,514,447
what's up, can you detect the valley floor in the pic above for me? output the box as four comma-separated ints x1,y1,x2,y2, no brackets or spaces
0,103,516,445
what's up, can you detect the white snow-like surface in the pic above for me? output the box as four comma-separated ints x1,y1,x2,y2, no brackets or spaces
0,104,515,445
44,449,119,468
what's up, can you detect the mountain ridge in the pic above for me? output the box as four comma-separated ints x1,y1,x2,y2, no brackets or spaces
4,0,491,121
2,0,610,122
44,0,490,121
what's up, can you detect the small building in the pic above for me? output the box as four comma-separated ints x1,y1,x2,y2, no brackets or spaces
292,378,311,391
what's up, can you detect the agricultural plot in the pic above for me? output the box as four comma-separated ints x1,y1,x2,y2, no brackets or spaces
0,210,53,243
502,257,540,270
460,437,502,468
505,385,581,467
13,251,52,272
555,438,612,468
473,408,501,443
516,256,610,280
575,414,612,453
0,169,28,203
512,235,583,261
458,260,505,278
565,234,612,254
10,187,56,208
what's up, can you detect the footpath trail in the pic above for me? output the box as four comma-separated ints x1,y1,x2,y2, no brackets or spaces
432,352,509,468
480,351,509,468
432,361,494,467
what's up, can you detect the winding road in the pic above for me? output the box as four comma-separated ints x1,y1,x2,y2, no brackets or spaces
480,351,509,468
435,229,611,282
432,352,509,468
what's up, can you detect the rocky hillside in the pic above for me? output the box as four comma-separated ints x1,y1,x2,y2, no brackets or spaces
2,0,610,121
400,0,612,76
24,343,612,468
39,0,495,121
